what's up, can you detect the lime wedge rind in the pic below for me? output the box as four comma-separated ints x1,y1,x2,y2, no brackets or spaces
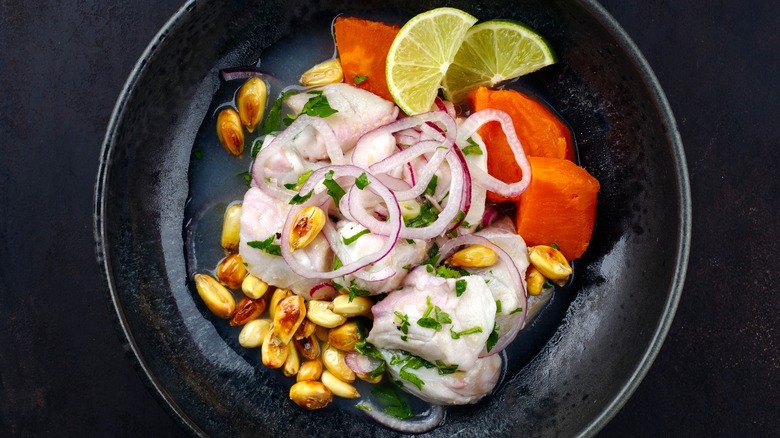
386,7,478,115
441,20,556,101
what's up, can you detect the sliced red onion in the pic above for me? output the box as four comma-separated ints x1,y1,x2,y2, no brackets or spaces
354,266,396,282
457,109,532,198
370,140,448,201
219,67,266,81
281,165,401,279
345,351,384,375
447,145,472,232
357,400,445,434
309,282,339,300
438,234,527,356
252,115,342,200
481,204,500,228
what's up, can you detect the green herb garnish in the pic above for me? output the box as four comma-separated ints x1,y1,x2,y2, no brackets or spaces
283,169,313,191
450,326,484,340
263,90,298,134
246,236,281,256
486,322,500,352
354,75,368,85
355,172,371,189
288,189,314,205
461,137,483,155
342,228,370,245
455,279,467,297
323,170,346,204
300,91,338,118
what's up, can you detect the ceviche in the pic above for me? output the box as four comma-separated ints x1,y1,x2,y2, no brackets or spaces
190,7,599,433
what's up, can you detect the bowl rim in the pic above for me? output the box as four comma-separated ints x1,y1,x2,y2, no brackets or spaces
93,0,691,436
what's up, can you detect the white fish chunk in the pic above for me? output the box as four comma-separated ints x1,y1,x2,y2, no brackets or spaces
239,187,332,298
367,267,496,372
286,83,399,159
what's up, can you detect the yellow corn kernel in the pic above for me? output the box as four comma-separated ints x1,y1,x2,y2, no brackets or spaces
447,245,498,268
216,253,247,289
261,327,288,368
238,318,271,348
294,319,316,340
314,324,330,342
297,358,323,382
321,343,355,383
241,274,269,300
528,245,572,281
193,273,236,319
328,321,360,352
306,300,347,328
216,108,244,156
525,265,545,297
273,295,307,345
268,288,292,319
294,334,321,361
357,372,383,384
299,59,343,86
289,206,326,251
236,77,267,133
320,370,360,399
331,295,374,317
289,381,331,410
283,343,301,377
221,203,242,251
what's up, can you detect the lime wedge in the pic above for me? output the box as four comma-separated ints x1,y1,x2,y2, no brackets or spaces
386,7,477,115
441,20,557,101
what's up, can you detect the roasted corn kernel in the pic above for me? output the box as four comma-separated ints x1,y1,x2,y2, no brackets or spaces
332,295,374,317
328,321,360,352
236,77,267,133
525,265,546,297
230,296,266,326
289,381,331,410
314,324,330,342
321,370,360,399
238,318,272,348
268,288,292,319
447,245,498,268
306,300,347,328
221,203,242,251
216,108,244,156
194,273,236,319
294,335,320,360
528,245,572,281
273,295,307,345
357,372,383,384
241,274,269,300
283,343,301,377
297,358,323,382
216,253,248,289
261,327,288,368
289,206,326,251
299,59,343,86
321,343,355,383
294,319,316,340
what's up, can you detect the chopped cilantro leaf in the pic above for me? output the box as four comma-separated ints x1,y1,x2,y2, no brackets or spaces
402,264,411,270
510,307,524,315
283,170,313,191
421,243,440,266
455,279,467,297
263,90,298,134
371,386,413,419
450,326,483,339
394,311,410,335
435,264,468,279
323,170,346,204
333,255,342,270
342,228,370,245
486,322,500,352
355,403,371,411
246,236,281,256
346,280,371,302
288,189,313,205
250,137,263,157
354,75,368,85
461,137,484,155
300,93,338,118
237,171,252,187
434,360,459,375
424,175,438,197
355,172,370,189
495,299,503,313
193,149,203,160
399,369,424,389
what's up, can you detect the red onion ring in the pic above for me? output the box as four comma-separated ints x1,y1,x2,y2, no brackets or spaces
280,165,401,279
357,400,445,434
345,351,383,375
457,109,532,197
309,282,339,300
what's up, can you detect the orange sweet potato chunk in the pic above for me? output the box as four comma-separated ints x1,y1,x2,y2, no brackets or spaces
516,157,600,260
468,87,575,203
334,17,399,102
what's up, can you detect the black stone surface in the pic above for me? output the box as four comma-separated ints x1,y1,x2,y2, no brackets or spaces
0,0,776,437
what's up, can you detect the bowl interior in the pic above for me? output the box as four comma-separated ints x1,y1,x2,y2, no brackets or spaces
95,0,689,436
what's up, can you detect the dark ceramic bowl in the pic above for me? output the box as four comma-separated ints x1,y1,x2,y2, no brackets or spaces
94,0,690,436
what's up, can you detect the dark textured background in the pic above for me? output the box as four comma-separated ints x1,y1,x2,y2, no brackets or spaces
0,0,777,436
